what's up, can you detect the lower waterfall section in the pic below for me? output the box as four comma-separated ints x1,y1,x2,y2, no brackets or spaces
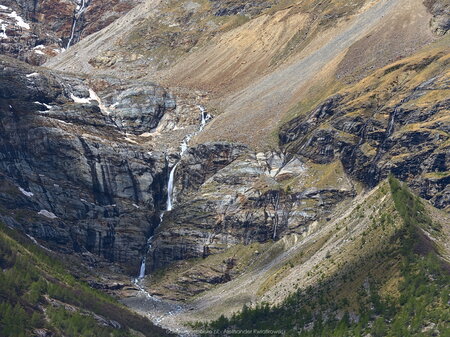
133,105,212,287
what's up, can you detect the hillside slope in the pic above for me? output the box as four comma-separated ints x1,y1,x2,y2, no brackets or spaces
0,0,142,65
133,40,449,307
46,0,447,149
193,177,450,336
0,0,448,335
280,44,450,210
0,221,172,336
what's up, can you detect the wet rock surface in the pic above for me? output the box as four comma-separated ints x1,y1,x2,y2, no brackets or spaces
2,50,447,306
94,79,176,134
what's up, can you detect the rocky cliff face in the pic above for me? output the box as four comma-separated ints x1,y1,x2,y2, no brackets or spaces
0,52,358,286
0,56,175,272
149,142,355,274
0,0,141,65
0,1,448,324
280,50,449,210
136,45,449,301
424,0,450,35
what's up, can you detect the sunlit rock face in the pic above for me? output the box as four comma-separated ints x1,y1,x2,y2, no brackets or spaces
280,58,450,210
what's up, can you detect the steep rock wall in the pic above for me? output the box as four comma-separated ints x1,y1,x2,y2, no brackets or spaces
0,56,174,272
280,50,450,210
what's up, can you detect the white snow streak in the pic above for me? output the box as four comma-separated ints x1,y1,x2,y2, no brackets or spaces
38,210,57,219
70,93,91,104
19,187,34,197
8,11,30,29
0,20,7,39
88,89,111,115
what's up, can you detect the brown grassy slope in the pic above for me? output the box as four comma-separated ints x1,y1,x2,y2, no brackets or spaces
140,179,449,327
280,42,450,209
186,0,436,149
47,0,439,151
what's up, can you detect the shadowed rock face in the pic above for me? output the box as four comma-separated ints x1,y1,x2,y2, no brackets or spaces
98,81,176,134
0,3,447,292
0,56,174,272
280,53,450,210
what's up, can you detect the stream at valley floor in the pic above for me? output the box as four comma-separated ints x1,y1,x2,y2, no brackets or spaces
125,106,212,336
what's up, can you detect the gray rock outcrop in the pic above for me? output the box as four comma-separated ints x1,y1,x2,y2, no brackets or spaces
0,56,174,272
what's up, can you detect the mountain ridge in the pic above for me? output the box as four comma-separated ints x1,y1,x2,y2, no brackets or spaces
0,0,448,335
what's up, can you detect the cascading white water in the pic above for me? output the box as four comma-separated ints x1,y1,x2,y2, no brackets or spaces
135,234,152,283
135,105,211,281
66,0,88,49
198,105,210,132
386,106,399,137
166,164,177,211
166,105,210,212
138,257,146,279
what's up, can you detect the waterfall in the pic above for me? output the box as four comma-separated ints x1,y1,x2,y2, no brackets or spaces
135,105,211,281
166,163,177,211
135,235,153,281
386,106,399,137
138,257,146,279
166,105,211,212
66,0,88,49
198,105,210,132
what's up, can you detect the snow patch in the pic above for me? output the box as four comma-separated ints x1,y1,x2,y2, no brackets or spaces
19,187,33,197
70,93,91,104
26,234,52,252
56,120,73,125
26,234,39,245
0,20,7,39
34,101,52,110
70,89,112,114
124,136,138,144
132,203,140,209
88,89,111,115
8,11,30,29
0,5,9,10
33,45,46,55
26,72,40,78
38,210,57,219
